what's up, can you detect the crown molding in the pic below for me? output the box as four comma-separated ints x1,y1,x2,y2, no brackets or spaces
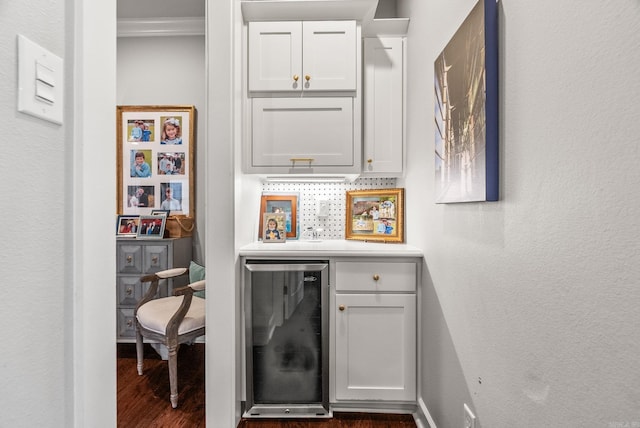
117,17,205,37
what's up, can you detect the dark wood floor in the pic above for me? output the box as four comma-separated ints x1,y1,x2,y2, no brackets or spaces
117,343,205,428
118,343,416,427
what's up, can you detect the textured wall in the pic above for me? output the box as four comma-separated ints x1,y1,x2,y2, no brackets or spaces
401,0,640,427
0,0,67,426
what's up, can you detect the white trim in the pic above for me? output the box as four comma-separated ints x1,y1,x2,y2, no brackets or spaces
117,17,205,37
363,18,410,37
416,397,437,428
240,0,378,22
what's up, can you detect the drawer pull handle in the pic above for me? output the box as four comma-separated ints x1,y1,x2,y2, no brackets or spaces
152,256,158,263
293,74,299,81
127,319,133,327
126,287,133,296
367,159,373,163
126,255,133,263
305,74,311,81
373,274,380,281
339,304,345,312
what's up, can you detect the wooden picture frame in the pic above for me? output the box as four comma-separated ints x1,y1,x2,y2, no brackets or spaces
345,188,405,243
136,215,167,239
116,215,140,237
258,193,298,239
262,213,287,243
117,105,196,216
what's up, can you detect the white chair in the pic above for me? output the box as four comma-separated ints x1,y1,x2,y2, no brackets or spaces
134,267,205,408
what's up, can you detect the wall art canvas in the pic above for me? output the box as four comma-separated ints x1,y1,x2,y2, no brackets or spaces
434,0,498,203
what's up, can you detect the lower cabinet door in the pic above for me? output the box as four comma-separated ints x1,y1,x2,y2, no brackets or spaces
334,293,416,401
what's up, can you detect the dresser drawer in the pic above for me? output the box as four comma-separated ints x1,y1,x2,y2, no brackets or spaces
117,308,137,339
142,245,169,273
335,261,416,292
117,244,143,274
117,275,170,307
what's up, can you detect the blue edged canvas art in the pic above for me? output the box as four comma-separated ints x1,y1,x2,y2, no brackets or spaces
435,0,499,203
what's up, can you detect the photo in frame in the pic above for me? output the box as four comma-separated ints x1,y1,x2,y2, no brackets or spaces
434,0,498,203
345,188,405,243
116,215,140,237
262,212,287,243
258,193,298,239
117,105,196,216
136,215,167,239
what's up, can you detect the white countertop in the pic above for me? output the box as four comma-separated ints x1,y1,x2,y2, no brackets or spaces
239,239,423,258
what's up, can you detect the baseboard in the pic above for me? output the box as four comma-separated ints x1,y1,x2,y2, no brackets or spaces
413,397,437,428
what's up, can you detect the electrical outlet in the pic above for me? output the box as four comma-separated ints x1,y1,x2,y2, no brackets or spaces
464,403,476,428
316,200,330,218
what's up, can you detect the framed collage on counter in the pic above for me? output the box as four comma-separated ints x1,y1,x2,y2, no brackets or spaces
116,105,196,217
345,188,405,243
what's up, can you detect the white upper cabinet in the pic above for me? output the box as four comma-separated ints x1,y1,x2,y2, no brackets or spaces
248,20,357,93
362,36,405,177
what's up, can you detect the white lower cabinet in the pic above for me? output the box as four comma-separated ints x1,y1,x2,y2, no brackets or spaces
332,260,417,403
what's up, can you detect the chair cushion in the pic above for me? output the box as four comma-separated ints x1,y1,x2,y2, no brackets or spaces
137,296,205,335
189,261,206,298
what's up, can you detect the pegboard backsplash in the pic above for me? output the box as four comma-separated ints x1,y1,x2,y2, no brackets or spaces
262,177,397,240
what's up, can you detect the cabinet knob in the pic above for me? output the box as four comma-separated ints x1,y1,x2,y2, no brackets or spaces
367,159,373,163
127,319,133,327
293,74,299,81
305,74,311,81
373,274,380,281
152,256,158,264
126,287,133,296
126,255,133,263
339,304,346,312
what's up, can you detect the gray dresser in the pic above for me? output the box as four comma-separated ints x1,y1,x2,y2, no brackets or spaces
116,237,193,343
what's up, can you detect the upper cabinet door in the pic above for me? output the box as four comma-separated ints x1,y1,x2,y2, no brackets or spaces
362,37,405,176
302,21,356,91
248,21,356,93
248,21,303,92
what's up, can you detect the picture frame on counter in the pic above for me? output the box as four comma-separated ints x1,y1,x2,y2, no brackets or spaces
136,215,167,239
116,105,196,217
345,188,405,243
262,212,287,243
116,215,140,237
258,193,298,239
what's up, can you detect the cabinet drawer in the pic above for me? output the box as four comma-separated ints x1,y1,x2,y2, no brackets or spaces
117,276,168,307
117,244,143,274
117,308,137,339
142,245,168,273
335,261,415,292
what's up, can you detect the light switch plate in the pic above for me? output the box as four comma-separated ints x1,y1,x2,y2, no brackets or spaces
17,35,64,125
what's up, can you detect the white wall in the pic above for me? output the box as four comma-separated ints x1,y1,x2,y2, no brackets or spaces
401,0,640,427
0,1,69,426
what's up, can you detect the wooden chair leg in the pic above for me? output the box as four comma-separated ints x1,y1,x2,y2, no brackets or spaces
168,344,179,408
135,329,144,376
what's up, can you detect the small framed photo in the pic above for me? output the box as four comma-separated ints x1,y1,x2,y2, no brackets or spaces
345,188,405,243
137,215,166,239
258,193,298,239
262,213,287,243
150,209,170,217
116,215,140,237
